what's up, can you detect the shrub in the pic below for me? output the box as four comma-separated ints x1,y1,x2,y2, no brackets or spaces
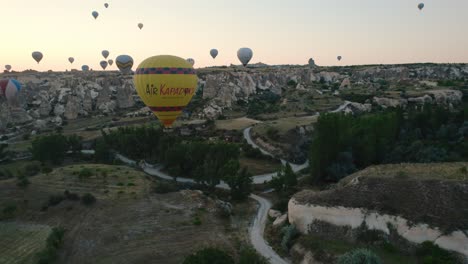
193,216,202,226
48,195,65,207
78,168,93,178
2,203,17,218
416,241,457,264
64,190,80,201
337,249,382,264
36,227,65,264
25,163,40,176
281,224,299,251
16,175,30,188
238,246,269,264
41,166,53,174
127,182,135,186
183,248,234,264
81,193,96,206
152,181,179,194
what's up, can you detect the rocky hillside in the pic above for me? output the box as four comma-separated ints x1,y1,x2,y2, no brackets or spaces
0,63,466,130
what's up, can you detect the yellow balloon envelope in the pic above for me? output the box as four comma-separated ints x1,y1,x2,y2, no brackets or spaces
133,55,198,128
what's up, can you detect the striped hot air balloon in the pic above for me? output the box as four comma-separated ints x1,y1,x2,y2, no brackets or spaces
116,55,134,73
133,55,198,128
0,79,22,106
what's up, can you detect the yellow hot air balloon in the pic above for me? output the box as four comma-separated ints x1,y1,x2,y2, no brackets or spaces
134,55,198,128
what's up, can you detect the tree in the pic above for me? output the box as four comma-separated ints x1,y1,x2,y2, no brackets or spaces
337,249,382,264
94,138,112,163
269,163,297,194
0,144,8,160
223,162,252,201
238,247,269,264
67,135,82,154
183,248,234,264
31,134,68,165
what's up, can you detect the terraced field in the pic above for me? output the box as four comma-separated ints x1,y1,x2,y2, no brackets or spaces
0,222,51,264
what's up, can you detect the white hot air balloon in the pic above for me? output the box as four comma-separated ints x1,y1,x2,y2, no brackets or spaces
186,58,195,66
418,3,424,10
92,11,99,19
32,51,43,64
82,65,89,72
138,23,144,30
5,65,12,71
210,49,218,59
116,55,134,73
104,3,109,8
108,59,114,66
237,48,253,66
337,56,342,61
102,50,110,59
100,60,108,70
68,57,74,64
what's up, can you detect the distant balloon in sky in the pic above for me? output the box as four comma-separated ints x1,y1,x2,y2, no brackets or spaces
5,65,12,71
418,3,424,10
138,23,144,30
237,48,253,66
82,65,89,71
68,57,74,64
32,51,43,64
100,60,108,70
92,11,99,19
104,3,109,8
102,50,110,59
116,55,134,73
133,55,198,128
108,59,114,66
0,78,22,106
337,56,342,61
186,58,195,66
210,49,218,59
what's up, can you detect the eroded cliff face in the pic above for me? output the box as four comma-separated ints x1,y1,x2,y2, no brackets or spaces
288,199,468,257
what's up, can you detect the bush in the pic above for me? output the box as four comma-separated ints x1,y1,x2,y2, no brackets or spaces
416,241,457,264
337,249,382,264
281,224,298,251
36,227,65,264
24,163,40,176
31,134,68,165
2,203,17,218
152,181,179,194
78,168,93,178
193,216,202,226
183,248,235,264
64,190,80,201
41,166,53,174
266,127,280,141
48,195,65,207
16,175,30,188
81,193,96,206
238,246,269,264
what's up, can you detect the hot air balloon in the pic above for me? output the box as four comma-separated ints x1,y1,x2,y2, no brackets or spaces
104,3,109,8
0,79,21,106
210,49,218,59
133,55,198,128
186,58,195,66
5,65,12,72
138,23,144,30
102,50,110,59
108,59,114,66
418,3,424,10
68,57,74,64
237,48,253,66
337,56,342,61
116,55,134,73
100,60,108,70
92,11,99,19
32,52,43,64
82,65,89,72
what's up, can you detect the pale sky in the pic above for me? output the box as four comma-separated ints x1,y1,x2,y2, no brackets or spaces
1,0,467,71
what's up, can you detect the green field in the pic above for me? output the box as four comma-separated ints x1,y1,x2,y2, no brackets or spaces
0,222,52,264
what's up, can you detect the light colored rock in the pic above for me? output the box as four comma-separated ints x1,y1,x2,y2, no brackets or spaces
64,96,80,120
98,101,117,114
268,209,282,219
288,198,468,257
340,78,351,89
33,119,48,130
273,214,288,227
373,97,407,109
116,82,135,109
53,104,65,116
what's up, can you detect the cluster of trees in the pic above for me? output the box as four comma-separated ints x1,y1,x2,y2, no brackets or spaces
310,104,468,182
183,247,268,264
101,126,253,200
31,134,83,165
247,91,281,116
